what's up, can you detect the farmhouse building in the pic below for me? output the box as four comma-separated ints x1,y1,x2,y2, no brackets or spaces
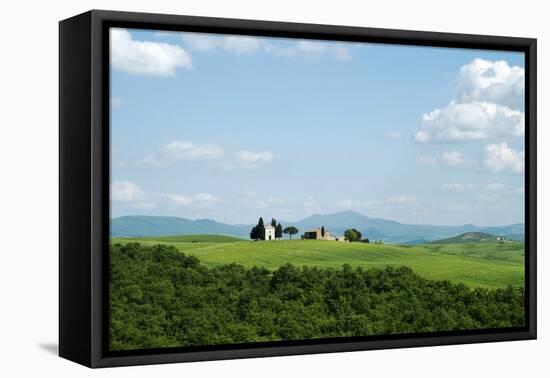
264,225,276,241
301,228,345,242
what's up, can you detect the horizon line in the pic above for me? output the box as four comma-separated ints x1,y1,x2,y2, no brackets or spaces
110,210,525,229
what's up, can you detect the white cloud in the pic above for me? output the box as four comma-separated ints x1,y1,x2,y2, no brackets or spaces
441,183,473,191
111,29,192,76
181,32,352,61
441,150,468,166
180,33,221,51
195,193,219,202
163,141,224,160
163,194,193,205
456,58,525,109
181,33,262,54
163,192,219,206
414,101,524,143
484,142,524,173
111,181,144,202
414,59,524,146
419,152,474,168
138,140,224,167
139,142,278,171
111,181,156,210
137,153,164,167
237,151,274,164
265,40,352,61
223,36,263,55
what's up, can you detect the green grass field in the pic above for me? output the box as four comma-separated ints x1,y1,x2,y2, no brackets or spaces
134,234,244,243
111,236,524,289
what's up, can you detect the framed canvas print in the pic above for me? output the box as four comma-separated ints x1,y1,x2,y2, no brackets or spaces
59,10,536,368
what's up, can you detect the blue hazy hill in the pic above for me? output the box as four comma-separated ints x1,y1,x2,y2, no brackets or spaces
111,210,524,243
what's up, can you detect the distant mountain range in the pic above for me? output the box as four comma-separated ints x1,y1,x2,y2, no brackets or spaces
111,210,524,243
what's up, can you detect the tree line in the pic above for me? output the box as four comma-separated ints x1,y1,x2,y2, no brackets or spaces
110,242,524,351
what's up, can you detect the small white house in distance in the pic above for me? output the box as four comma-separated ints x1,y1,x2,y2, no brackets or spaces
264,225,276,241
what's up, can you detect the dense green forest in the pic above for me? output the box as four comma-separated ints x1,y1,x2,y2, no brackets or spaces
109,242,524,351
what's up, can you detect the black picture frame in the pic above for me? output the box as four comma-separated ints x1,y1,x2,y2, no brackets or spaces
59,9,537,368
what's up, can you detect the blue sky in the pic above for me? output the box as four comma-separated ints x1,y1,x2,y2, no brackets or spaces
110,28,525,226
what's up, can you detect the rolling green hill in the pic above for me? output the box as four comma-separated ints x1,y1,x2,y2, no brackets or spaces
431,232,507,244
134,234,243,243
111,236,524,289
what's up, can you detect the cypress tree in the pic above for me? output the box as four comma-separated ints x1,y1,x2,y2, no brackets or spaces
250,225,258,240
257,217,265,240
276,223,283,239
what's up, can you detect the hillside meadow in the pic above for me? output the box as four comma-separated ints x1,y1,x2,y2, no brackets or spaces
111,236,524,289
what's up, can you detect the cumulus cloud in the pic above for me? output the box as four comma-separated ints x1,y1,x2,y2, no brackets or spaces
484,142,524,174
180,33,221,51
138,140,224,166
456,58,525,109
418,151,474,168
223,36,264,55
111,28,192,76
111,180,144,202
441,150,468,166
111,181,156,210
163,141,224,160
181,32,352,61
163,192,219,206
265,40,352,61
181,33,262,54
414,58,525,145
137,153,165,167
414,101,524,143
237,151,274,164
138,141,277,170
